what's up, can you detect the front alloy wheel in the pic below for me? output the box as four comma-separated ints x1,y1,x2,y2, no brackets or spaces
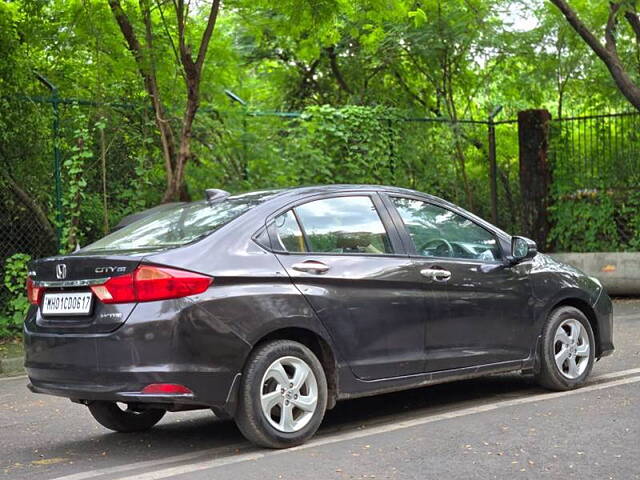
235,340,327,448
553,318,590,379
535,306,595,391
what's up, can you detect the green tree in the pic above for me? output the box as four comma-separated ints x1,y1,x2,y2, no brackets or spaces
107,0,222,202
550,0,640,111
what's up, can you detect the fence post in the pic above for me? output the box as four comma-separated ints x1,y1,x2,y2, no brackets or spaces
487,106,502,226
518,109,552,248
35,73,63,250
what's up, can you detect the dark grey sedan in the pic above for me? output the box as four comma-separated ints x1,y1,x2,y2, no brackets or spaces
24,185,613,448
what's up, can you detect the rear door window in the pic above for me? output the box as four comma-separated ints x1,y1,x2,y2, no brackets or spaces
293,196,393,254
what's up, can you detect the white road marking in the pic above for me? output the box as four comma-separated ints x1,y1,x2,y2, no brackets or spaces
49,371,640,480
594,367,640,380
46,444,248,480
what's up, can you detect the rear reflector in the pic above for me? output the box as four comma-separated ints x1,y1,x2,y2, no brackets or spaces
141,383,193,395
26,278,44,305
90,265,212,304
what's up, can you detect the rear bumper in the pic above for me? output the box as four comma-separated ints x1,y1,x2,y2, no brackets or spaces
26,368,237,409
24,299,250,414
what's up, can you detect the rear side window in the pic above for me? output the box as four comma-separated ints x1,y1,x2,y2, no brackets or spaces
293,196,392,254
84,191,278,252
274,210,306,252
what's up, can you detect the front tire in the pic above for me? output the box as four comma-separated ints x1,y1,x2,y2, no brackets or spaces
88,401,166,433
235,340,328,448
535,306,595,391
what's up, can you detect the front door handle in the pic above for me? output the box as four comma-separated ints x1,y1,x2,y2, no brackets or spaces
291,260,330,274
420,268,451,281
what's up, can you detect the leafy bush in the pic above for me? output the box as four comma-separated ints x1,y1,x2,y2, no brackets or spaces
1,253,31,337
287,105,402,185
549,188,640,252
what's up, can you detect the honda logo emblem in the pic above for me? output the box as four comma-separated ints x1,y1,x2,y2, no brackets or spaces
55,263,67,280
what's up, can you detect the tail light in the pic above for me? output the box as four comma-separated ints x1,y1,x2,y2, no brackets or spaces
141,383,193,395
26,277,44,305
90,265,212,304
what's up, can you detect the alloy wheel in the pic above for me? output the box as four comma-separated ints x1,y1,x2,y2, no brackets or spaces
260,356,318,433
553,318,590,379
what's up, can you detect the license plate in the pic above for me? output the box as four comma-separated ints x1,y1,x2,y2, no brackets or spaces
42,292,93,316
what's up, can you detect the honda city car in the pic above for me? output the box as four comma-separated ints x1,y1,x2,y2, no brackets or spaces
24,185,613,448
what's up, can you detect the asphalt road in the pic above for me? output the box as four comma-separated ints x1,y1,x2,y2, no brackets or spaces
2,300,639,480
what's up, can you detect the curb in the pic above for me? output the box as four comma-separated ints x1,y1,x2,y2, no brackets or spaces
0,356,25,377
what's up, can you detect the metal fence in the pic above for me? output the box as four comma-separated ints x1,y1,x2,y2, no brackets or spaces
550,112,640,191
549,111,640,250
0,93,151,315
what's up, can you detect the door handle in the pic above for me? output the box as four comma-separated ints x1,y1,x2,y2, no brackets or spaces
420,268,451,281
292,260,330,274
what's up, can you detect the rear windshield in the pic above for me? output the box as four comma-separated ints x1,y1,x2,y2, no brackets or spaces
83,191,278,252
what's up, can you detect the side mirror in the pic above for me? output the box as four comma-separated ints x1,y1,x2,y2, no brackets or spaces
479,236,538,273
510,236,537,262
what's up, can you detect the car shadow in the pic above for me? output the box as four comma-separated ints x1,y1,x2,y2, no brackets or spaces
321,372,539,431
16,373,543,480
35,375,538,471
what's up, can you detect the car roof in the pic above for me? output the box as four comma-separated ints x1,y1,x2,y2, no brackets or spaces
232,184,460,212
233,184,444,202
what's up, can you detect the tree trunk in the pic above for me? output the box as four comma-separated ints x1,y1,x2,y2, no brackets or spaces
109,0,220,203
0,168,57,246
518,109,552,249
550,0,640,111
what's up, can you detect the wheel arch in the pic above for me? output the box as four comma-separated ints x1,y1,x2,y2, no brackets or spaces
549,297,601,357
250,327,339,410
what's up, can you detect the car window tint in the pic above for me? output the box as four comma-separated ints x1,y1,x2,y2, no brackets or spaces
274,210,306,252
391,197,501,261
294,196,392,254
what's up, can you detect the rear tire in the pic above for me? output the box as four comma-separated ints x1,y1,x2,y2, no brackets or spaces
88,401,165,433
235,340,328,449
535,306,595,391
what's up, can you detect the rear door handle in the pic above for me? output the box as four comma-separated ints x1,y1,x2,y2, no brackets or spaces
291,260,330,274
420,268,451,281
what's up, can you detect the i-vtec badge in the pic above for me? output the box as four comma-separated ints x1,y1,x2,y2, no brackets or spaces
95,266,127,274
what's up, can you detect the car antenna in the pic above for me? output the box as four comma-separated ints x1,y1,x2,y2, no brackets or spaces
205,189,230,204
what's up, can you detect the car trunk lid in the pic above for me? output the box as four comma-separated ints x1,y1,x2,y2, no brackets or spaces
27,254,144,334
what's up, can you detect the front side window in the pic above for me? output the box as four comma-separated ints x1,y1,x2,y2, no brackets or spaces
392,197,501,261
292,196,393,254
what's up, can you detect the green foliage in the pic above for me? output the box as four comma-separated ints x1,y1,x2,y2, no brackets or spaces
549,188,640,252
408,8,427,28
1,253,31,337
287,105,401,185
549,192,620,252
60,112,92,251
